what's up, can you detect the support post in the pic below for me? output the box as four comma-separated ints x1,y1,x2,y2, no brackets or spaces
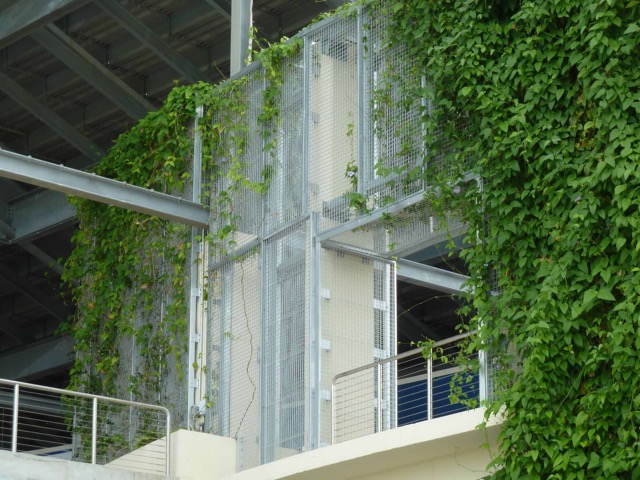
376,362,382,433
12,384,19,452
427,353,433,421
187,106,204,426
91,397,98,464
230,0,252,75
309,211,321,449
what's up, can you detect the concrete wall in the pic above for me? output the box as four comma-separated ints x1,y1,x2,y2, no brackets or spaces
0,449,172,480
220,408,500,480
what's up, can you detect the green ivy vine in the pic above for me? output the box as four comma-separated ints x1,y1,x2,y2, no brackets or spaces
62,35,301,412
386,0,640,478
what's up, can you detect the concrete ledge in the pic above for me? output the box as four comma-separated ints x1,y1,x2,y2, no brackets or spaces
222,408,500,480
0,449,173,480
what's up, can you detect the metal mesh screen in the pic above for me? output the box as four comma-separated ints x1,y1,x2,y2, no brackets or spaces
319,246,395,446
264,52,306,235
206,250,262,470
360,5,424,206
261,220,310,463
209,67,265,256
325,200,465,259
307,17,359,232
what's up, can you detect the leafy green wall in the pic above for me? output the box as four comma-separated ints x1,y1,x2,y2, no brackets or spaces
63,0,640,476
388,0,640,477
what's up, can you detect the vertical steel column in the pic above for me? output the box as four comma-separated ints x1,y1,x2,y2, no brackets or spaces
376,362,382,432
91,397,98,464
356,8,366,195
11,384,19,452
230,0,252,75
309,211,321,449
302,36,311,213
188,106,204,425
427,352,433,421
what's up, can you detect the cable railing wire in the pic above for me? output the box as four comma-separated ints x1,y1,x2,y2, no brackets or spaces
0,378,171,476
331,331,483,444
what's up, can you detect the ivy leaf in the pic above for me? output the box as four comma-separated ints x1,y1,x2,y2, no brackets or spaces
583,289,598,305
624,23,639,34
597,288,616,302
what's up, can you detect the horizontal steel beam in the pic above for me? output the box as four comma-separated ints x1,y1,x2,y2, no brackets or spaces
0,0,90,48
32,25,155,120
396,259,471,295
0,149,209,228
94,0,209,83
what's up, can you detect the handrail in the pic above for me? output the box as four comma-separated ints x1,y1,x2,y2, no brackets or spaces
331,330,477,444
332,330,476,383
0,378,171,476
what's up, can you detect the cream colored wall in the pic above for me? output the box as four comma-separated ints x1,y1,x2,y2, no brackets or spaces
219,408,501,480
353,448,494,480
108,429,236,480
321,248,377,444
225,255,261,468
309,49,358,229
170,430,236,480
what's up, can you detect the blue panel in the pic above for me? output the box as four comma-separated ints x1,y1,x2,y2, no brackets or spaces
397,373,479,426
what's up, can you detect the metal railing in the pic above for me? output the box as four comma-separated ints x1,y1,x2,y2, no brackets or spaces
331,331,481,444
0,378,171,476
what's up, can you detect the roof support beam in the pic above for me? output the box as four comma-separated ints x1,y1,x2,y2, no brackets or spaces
396,259,471,295
0,0,90,48
0,263,71,322
0,149,209,228
31,25,154,119
0,219,15,240
19,242,65,276
0,71,105,162
94,0,209,83
204,0,232,20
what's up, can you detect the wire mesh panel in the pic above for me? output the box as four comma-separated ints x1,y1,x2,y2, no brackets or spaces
261,221,309,463
209,67,266,257
264,52,306,235
360,4,424,206
307,16,360,232
319,246,395,446
206,250,262,470
325,199,466,259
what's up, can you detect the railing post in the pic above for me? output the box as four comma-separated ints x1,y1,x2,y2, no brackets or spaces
91,397,98,464
165,411,171,476
376,363,382,432
12,384,19,452
427,350,433,421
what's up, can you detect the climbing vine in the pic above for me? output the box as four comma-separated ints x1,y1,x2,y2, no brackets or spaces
62,35,301,414
61,1,640,476
386,0,640,478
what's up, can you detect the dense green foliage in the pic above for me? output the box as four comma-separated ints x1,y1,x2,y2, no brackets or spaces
62,83,207,398
63,0,640,476
63,36,300,403
389,0,640,478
